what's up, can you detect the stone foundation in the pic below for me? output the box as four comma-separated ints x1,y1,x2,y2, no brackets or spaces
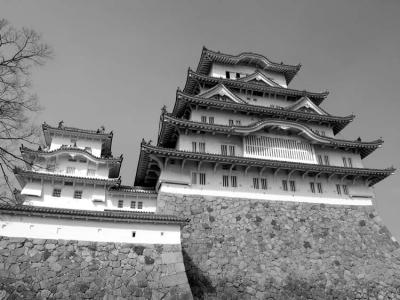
158,193,400,299
0,237,192,299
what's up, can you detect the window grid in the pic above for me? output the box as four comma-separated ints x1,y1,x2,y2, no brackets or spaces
222,175,229,187
52,188,61,197
138,202,143,209
118,200,123,208
208,117,214,124
131,201,136,209
201,116,207,123
73,190,82,199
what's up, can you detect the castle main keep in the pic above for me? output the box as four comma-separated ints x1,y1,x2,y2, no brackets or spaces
1,48,399,299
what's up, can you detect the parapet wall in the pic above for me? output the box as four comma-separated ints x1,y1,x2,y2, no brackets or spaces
0,237,192,300
158,193,400,299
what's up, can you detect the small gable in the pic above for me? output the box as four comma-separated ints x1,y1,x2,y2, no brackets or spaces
198,84,246,104
239,71,281,87
286,97,328,116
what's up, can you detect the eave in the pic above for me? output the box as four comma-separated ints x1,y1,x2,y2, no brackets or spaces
42,123,114,154
20,145,123,164
173,91,354,134
183,70,329,105
135,143,394,188
108,185,158,196
14,168,121,187
196,47,301,84
0,204,189,225
159,114,378,158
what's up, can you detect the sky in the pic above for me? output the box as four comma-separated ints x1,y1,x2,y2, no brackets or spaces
2,0,400,236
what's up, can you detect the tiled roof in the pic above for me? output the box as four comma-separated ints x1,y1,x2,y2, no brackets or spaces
109,185,157,194
196,47,301,84
173,91,353,134
14,168,121,185
20,145,123,163
42,123,113,136
158,114,381,159
0,205,189,225
135,143,395,187
183,70,328,105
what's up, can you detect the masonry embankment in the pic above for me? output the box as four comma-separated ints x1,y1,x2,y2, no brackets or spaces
158,193,400,299
0,237,192,300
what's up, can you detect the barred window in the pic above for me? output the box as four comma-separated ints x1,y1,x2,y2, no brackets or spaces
289,180,296,192
342,157,348,167
317,155,323,165
118,200,123,208
229,120,234,126
222,175,229,187
231,176,237,187
348,158,353,168
342,185,349,195
324,155,330,166
317,183,323,194
261,178,268,190
229,145,235,156
310,182,315,193
209,117,214,124
201,116,207,123
199,142,206,153
192,142,197,152
138,202,143,209
253,178,259,189
191,172,197,184
282,180,288,191
199,173,206,185
336,184,341,195
66,167,75,174
52,188,61,197
131,201,136,209
221,145,228,156
73,190,82,199
87,169,96,177
235,120,241,126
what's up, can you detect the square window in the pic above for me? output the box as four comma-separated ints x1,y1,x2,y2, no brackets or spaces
138,202,143,209
131,201,136,209
52,188,61,197
73,190,82,199
118,200,123,208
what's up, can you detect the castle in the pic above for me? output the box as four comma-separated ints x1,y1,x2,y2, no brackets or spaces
0,48,399,299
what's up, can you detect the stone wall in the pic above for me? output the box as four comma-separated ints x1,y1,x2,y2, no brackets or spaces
0,237,192,300
158,193,400,299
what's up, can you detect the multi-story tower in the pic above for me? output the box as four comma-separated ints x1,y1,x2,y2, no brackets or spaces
135,47,394,205
1,122,186,244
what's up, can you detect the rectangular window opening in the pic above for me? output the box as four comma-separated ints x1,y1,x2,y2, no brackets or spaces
199,173,206,185
310,182,315,194
52,188,61,197
138,202,143,209
118,200,123,208
282,180,288,191
317,183,323,194
261,178,268,190
73,190,82,199
253,178,260,189
289,180,296,192
222,175,229,187
336,184,342,195
231,176,237,188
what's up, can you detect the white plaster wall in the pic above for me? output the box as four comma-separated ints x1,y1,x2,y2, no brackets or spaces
314,147,363,168
0,215,181,244
49,135,103,157
107,194,157,212
210,63,288,87
158,163,375,205
32,153,110,179
24,182,108,211
178,133,243,156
